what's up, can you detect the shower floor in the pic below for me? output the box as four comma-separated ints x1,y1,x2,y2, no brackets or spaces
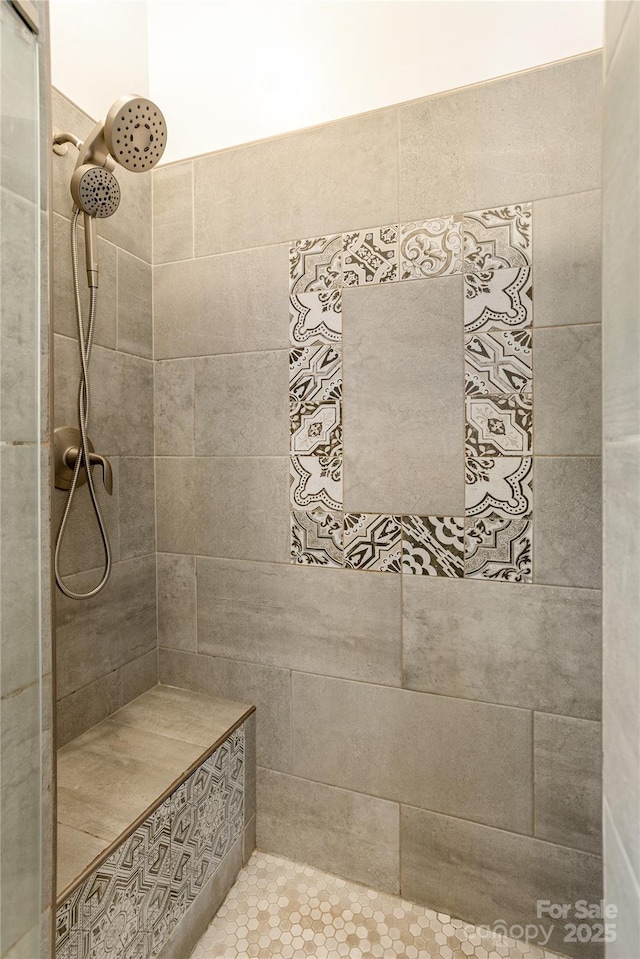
190,851,562,959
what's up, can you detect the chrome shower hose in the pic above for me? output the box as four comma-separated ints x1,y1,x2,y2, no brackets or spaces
54,210,112,599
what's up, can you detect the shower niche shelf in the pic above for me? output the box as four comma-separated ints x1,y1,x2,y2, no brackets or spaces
55,685,256,959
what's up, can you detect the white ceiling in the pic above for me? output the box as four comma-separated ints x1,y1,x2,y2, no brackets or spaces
50,0,605,165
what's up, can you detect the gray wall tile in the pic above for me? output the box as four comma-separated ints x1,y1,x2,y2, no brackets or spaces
158,648,291,772
398,53,601,218
343,278,464,514
534,713,602,854
157,553,197,652
292,673,533,833
403,578,601,719
197,559,402,687
534,325,602,455
533,191,602,328
51,89,93,218
154,359,195,455
534,456,602,588
119,457,156,559
56,670,121,748
117,249,153,358
195,351,289,456
194,109,398,255
53,213,117,348
603,439,640,883
152,161,194,264
604,803,640,958
56,555,157,702
400,806,603,959
120,648,158,705
154,245,289,358
603,3,640,443
156,456,289,562
97,164,152,264
257,768,400,894
53,456,120,576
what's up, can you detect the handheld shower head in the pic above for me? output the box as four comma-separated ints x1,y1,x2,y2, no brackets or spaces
71,165,121,218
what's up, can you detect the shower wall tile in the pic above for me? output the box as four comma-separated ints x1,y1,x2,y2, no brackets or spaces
117,249,153,359
119,457,156,559
158,649,292,773
56,554,157,700
56,670,121,749
97,163,152,263
290,508,344,567
534,456,602,588
53,458,120,576
153,244,290,358
534,713,602,855
463,266,533,334
290,455,343,511
398,53,601,218
157,553,197,652
343,513,402,573
342,278,464,515
289,234,342,294
153,160,194,264
154,358,195,456
51,88,93,218
400,806,603,959
465,393,532,456
535,324,602,455
156,456,289,562
195,351,289,456
342,224,399,286
120,648,158,706
463,203,532,273
194,108,398,255
399,215,463,280
533,191,602,327
401,516,465,577
53,213,117,348
257,768,400,895
464,330,532,395
464,512,532,582
292,673,533,834
402,578,601,719
196,558,402,686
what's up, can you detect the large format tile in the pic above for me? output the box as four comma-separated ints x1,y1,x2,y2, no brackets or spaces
398,53,601,218
51,89,93,218
158,649,291,773
156,456,289,562
97,162,152,263
118,456,156,559
196,558,402,687
257,768,400,894
154,245,289,358
400,806,603,959
535,325,602,455
120,649,158,706
117,249,152,358
55,555,157,699
534,713,602,855
52,457,120,577
56,670,121,749
153,160,194,264
534,191,602,328
292,673,533,833
343,277,464,514
154,358,195,455
534,456,602,588
195,351,289,455
194,109,398,255
603,2,640,443
157,553,197,651
603,439,640,883
403,577,601,719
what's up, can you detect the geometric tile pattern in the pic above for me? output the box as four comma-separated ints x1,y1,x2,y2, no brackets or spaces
190,851,564,959
463,203,532,274
399,215,463,280
344,513,402,572
343,225,398,286
402,516,465,577
290,509,344,567
465,393,533,456
464,265,533,333
56,726,246,959
287,201,535,583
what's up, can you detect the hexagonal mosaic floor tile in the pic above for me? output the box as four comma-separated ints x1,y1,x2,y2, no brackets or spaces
189,852,563,959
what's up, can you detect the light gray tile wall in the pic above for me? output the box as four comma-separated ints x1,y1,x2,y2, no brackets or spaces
603,2,640,948
153,53,603,951
52,90,158,744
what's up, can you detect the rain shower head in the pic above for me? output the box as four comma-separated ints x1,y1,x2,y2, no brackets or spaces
71,165,121,218
76,95,167,174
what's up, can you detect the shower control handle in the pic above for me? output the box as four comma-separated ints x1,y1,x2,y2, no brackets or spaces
54,427,113,495
69,448,113,496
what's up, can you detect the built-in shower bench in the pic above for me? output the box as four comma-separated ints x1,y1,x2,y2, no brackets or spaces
55,684,256,959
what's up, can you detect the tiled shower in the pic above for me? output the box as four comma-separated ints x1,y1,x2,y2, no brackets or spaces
2,2,639,958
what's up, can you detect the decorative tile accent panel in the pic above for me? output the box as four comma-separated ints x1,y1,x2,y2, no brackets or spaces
399,215,463,279
55,724,246,959
287,200,535,583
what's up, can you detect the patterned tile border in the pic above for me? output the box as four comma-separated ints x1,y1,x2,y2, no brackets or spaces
55,725,247,959
287,200,534,582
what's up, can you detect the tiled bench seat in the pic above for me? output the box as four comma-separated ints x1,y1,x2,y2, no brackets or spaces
55,685,256,959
